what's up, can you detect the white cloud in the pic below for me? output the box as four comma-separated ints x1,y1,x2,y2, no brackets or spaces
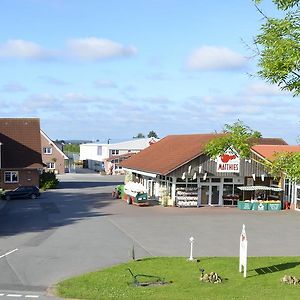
186,46,247,71
0,39,55,59
66,37,137,60
23,93,59,113
241,82,291,97
0,38,137,61
1,82,27,92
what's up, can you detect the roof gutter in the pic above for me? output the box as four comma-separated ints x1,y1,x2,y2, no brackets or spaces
122,167,158,178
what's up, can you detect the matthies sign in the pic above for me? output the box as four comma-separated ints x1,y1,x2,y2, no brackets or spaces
216,147,240,173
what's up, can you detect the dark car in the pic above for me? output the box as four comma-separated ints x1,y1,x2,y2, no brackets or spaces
2,186,40,200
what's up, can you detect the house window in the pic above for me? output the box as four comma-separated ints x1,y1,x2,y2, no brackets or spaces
4,171,19,183
43,147,52,154
97,146,102,156
47,162,55,169
111,149,119,155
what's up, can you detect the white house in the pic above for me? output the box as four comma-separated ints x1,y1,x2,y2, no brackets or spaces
80,138,158,173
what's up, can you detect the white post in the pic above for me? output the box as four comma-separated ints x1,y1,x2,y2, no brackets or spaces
239,224,248,278
189,236,194,261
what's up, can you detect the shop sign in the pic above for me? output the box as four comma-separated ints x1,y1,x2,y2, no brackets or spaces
216,147,240,173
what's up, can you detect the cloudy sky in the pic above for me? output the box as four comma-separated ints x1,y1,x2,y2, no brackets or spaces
0,0,299,143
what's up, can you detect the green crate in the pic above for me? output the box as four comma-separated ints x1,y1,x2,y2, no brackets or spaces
268,202,282,211
238,201,252,210
257,202,268,211
251,202,259,210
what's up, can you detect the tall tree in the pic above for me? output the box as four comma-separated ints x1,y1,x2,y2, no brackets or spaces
147,130,159,138
254,0,300,96
204,120,262,158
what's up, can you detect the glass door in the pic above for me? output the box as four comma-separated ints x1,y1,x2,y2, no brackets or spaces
211,185,220,205
200,186,209,205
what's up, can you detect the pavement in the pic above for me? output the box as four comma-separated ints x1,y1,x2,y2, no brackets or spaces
1,172,300,299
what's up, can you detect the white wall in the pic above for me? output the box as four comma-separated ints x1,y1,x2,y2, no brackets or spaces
80,144,109,161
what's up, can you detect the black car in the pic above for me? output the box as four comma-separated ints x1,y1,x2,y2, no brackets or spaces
2,186,40,200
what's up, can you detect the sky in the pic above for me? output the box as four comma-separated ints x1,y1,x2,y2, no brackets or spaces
0,0,299,144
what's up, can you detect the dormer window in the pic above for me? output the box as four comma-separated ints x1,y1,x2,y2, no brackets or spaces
43,147,52,154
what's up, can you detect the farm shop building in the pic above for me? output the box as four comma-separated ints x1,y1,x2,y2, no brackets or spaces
121,134,295,207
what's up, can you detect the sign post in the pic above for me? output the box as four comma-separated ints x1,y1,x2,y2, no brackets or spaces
239,224,247,278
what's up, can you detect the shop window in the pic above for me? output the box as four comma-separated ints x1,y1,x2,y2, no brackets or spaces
177,178,185,182
223,184,234,196
188,177,197,183
200,178,209,183
224,178,233,183
4,171,19,183
234,184,243,196
211,178,221,183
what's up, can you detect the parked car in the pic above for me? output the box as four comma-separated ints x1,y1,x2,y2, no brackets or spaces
2,186,40,200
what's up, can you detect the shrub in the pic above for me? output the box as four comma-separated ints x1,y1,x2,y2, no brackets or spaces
40,171,59,190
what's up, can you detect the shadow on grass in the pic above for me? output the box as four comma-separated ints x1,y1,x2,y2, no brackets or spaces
249,262,300,277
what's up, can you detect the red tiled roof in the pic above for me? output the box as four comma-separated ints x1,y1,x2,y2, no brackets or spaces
121,134,288,175
0,118,43,168
121,134,225,175
252,145,300,161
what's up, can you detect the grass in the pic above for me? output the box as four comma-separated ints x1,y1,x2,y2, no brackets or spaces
56,257,300,300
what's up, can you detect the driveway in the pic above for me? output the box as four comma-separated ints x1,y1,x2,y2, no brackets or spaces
0,172,299,298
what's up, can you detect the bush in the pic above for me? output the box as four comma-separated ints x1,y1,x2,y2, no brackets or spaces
40,171,59,190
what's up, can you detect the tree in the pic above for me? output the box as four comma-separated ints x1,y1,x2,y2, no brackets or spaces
264,151,300,182
133,133,145,139
254,0,300,96
204,120,262,158
147,130,159,138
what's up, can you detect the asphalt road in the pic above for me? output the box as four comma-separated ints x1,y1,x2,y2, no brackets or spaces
0,171,300,299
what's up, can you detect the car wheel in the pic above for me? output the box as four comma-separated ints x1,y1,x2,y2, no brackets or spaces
30,194,37,199
5,195,10,201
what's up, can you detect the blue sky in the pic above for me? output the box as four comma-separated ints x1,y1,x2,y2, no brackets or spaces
0,0,299,143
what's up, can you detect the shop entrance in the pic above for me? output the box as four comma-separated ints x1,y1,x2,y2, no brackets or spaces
199,184,221,206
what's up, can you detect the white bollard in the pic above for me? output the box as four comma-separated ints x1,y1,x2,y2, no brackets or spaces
239,224,248,278
188,236,194,261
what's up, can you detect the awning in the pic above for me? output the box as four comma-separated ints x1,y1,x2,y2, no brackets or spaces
237,186,283,192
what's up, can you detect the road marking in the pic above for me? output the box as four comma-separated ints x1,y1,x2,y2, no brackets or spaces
0,248,18,259
0,294,39,298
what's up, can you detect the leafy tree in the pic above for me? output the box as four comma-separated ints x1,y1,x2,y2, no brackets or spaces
147,130,159,138
63,144,80,153
264,151,300,182
133,133,145,139
254,0,300,96
204,120,262,158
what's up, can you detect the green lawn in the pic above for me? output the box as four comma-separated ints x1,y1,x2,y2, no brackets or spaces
56,257,300,300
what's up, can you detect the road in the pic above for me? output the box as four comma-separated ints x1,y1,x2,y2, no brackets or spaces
0,171,300,299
